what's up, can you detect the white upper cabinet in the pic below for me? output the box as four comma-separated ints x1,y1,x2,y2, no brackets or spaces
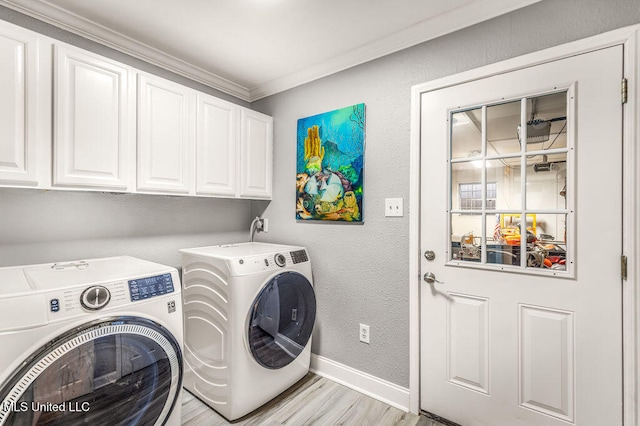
0,22,272,199
53,44,134,190
239,109,273,199
196,93,237,196
137,73,195,194
0,21,50,187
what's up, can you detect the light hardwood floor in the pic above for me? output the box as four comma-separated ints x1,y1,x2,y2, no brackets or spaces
181,373,446,425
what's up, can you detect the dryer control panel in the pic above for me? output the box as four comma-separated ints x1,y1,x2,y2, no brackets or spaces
233,249,309,275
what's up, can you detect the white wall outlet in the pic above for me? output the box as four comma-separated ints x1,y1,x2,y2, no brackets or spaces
385,198,404,217
359,323,370,344
256,217,268,233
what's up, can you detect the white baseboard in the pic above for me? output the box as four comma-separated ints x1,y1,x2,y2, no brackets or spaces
310,354,412,413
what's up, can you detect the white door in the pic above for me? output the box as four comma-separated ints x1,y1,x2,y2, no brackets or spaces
54,45,133,190
0,22,43,186
420,46,623,425
239,109,273,199
196,93,237,197
137,73,194,194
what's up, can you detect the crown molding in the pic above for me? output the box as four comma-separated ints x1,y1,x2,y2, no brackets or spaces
0,0,252,101
250,0,542,100
0,0,540,102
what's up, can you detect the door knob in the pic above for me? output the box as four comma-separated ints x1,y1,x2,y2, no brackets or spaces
424,250,436,261
423,272,444,284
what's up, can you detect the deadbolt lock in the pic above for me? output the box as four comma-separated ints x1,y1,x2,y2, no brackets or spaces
424,250,436,261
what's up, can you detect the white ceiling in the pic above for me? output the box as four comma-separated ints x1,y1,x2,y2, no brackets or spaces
1,0,541,102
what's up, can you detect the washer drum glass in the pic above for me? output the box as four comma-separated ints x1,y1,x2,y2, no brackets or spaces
0,317,182,426
248,271,316,369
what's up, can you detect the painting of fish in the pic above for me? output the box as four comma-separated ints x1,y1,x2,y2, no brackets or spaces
296,104,365,222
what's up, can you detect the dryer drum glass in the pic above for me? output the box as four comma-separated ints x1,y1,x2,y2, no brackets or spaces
0,317,182,426
248,271,316,369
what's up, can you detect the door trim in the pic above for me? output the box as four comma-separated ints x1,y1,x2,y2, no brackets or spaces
409,24,640,424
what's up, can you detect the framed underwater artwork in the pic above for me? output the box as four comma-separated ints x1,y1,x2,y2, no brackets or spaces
296,103,365,222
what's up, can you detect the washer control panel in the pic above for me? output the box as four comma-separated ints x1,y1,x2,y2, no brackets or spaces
290,249,308,264
128,273,174,301
42,270,179,320
53,282,128,315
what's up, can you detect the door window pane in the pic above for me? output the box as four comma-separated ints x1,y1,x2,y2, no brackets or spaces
451,214,482,262
487,100,521,155
526,152,567,210
486,159,521,210
526,214,567,271
486,214,518,266
524,92,568,152
452,162,481,210
451,108,482,160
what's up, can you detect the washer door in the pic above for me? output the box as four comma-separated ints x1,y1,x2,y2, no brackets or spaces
0,317,182,426
248,271,316,369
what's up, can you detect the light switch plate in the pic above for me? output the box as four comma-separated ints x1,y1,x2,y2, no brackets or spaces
385,198,403,217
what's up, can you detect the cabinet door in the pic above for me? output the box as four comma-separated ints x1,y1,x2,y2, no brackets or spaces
239,109,272,199
54,44,133,190
196,94,237,196
0,22,48,186
137,73,194,194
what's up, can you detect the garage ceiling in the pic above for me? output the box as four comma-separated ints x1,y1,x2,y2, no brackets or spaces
0,0,541,101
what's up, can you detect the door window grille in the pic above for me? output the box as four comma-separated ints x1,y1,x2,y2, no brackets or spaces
449,91,571,274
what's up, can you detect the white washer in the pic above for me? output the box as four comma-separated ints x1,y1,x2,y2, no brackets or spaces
0,256,184,426
180,242,316,421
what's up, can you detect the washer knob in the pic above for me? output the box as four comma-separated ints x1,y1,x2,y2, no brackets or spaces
80,285,111,310
274,253,286,267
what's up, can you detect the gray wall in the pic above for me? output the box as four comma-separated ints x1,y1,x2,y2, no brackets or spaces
251,0,640,388
0,6,253,270
0,189,251,269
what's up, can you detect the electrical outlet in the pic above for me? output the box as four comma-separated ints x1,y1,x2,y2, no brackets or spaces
255,217,268,233
359,323,370,344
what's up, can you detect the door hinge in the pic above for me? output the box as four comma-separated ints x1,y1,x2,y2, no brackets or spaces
622,78,628,104
621,255,628,281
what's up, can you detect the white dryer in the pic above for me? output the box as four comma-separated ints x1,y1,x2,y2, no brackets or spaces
180,242,316,420
0,256,184,426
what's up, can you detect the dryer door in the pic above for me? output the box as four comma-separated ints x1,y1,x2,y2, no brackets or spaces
248,271,316,369
0,317,182,426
